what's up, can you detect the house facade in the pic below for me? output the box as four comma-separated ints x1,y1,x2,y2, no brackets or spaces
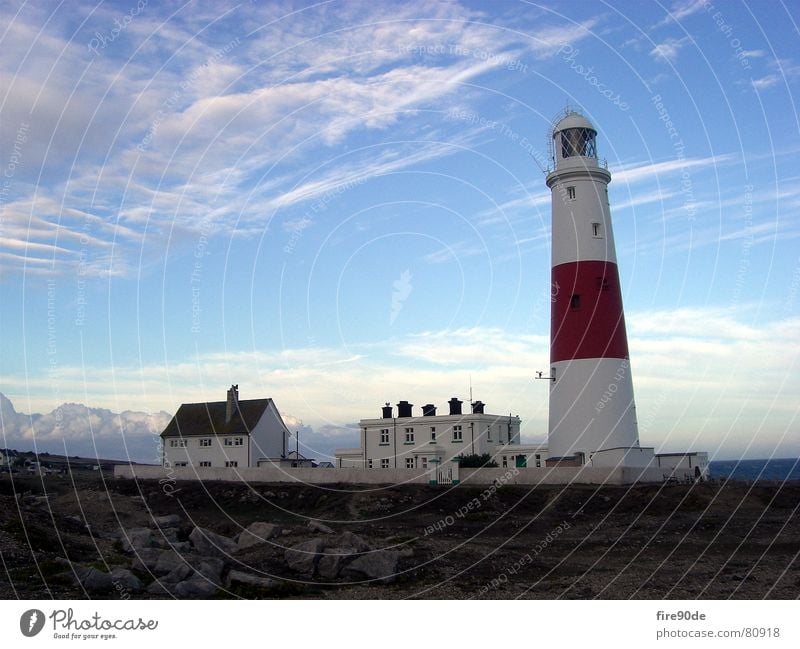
335,398,548,470
161,385,291,469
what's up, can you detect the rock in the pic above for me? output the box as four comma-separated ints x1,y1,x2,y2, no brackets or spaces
335,531,370,552
154,550,186,576
194,558,225,585
307,520,334,534
146,580,172,596
189,526,237,557
129,548,164,572
121,527,157,553
237,522,281,550
74,566,115,593
153,514,181,528
285,538,325,577
317,548,355,580
239,490,260,504
343,550,401,584
110,568,143,593
154,527,179,546
161,564,193,585
173,575,218,598
397,546,414,559
226,569,274,589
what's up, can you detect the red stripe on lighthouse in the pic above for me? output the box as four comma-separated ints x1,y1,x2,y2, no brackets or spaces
551,260,630,363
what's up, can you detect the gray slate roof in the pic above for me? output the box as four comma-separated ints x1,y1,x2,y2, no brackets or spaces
160,399,271,438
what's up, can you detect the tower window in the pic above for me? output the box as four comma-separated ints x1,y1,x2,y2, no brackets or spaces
561,128,597,158
596,277,609,291
570,294,581,310
567,186,576,200
592,222,602,237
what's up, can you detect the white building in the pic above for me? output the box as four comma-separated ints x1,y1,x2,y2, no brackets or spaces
654,452,710,481
161,385,292,469
335,398,547,470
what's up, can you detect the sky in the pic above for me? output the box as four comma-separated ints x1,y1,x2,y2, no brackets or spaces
0,0,798,462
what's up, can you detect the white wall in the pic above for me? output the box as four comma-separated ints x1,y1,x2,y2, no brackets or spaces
249,400,290,465
117,464,433,484
162,435,249,469
115,463,667,485
548,357,639,459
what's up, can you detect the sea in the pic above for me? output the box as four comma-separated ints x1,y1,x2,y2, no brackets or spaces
709,458,800,482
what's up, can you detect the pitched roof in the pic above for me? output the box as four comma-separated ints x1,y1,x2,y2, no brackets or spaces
160,398,271,438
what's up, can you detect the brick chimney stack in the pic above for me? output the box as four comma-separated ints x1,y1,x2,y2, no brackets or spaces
226,384,239,423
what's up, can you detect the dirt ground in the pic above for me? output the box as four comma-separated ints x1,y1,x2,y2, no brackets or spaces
1,471,798,599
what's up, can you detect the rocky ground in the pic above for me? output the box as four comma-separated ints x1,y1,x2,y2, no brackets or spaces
0,472,798,599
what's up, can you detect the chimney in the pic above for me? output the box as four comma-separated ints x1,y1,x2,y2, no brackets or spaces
448,397,463,416
226,384,239,423
381,402,393,419
472,400,485,414
396,401,413,418
422,403,437,417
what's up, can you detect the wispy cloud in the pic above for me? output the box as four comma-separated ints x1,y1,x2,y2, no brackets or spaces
652,0,706,28
751,74,780,90
612,155,733,185
649,37,690,63
0,1,602,278
422,240,486,264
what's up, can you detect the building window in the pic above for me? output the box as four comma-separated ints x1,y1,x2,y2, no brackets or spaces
224,438,233,446
199,461,211,467
561,128,596,158
368,459,373,469
225,461,238,468
405,428,414,443
592,222,602,238
570,293,581,310
174,461,188,467
406,458,415,469
234,437,244,446
536,460,542,468
596,277,609,291
487,427,492,442
421,457,428,469
380,429,390,445
452,425,462,442
381,459,389,469
502,456,507,468
567,186,576,200
430,427,436,442
199,438,212,447
169,439,187,448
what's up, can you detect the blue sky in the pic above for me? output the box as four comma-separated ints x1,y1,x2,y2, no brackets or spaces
1,0,798,461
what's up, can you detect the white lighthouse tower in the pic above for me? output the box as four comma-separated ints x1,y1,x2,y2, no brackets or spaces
545,111,644,466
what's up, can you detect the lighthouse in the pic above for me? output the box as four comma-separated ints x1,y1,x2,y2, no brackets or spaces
545,111,640,464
